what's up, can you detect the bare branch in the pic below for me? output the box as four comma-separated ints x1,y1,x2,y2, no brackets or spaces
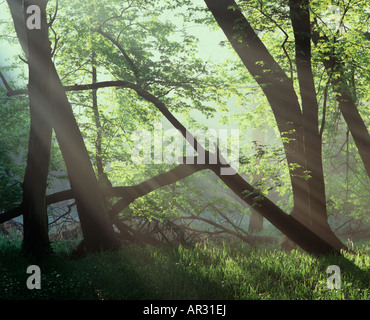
257,0,294,82
48,0,58,27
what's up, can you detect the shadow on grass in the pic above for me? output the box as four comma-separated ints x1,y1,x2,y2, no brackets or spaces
0,238,368,300
0,239,231,300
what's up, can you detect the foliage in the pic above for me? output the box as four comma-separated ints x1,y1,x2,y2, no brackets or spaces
0,87,28,212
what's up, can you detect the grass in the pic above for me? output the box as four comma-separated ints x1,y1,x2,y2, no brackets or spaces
0,237,368,300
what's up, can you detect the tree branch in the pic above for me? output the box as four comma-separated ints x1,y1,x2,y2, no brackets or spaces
108,161,209,218
0,70,13,92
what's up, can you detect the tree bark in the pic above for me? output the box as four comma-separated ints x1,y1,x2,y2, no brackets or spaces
21,0,52,256
48,61,119,253
248,210,263,233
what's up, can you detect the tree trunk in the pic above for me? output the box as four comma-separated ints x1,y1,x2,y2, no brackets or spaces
288,0,344,249
21,0,51,257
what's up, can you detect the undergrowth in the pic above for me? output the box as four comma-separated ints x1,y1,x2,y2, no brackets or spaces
0,237,368,300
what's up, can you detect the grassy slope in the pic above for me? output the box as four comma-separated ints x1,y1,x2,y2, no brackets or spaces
0,237,368,300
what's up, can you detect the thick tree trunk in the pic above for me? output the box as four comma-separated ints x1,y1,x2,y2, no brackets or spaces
21,0,51,256
288,0,344,249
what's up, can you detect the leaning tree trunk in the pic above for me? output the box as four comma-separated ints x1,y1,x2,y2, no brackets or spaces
21,0,52,256
46,48,120,253
203,0,309,220
38,75,348,254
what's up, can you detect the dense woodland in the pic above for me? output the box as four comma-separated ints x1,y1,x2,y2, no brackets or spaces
0,0,369,300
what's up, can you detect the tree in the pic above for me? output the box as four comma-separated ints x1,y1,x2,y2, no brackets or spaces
5,0,53,256
203,0,352,250
6,0,120,253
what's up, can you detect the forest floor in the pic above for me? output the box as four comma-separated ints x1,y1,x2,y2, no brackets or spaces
0,237,368,300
